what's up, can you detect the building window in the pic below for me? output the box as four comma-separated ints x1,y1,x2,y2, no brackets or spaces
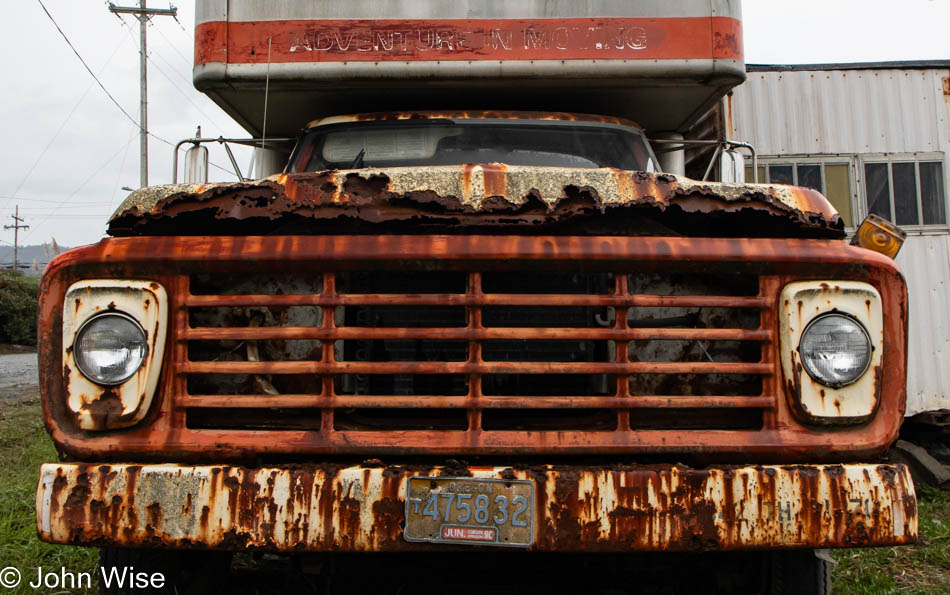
747,160,854,227
863,159,946,227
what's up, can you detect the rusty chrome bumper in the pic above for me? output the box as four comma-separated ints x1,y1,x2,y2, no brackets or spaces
36,462,917,552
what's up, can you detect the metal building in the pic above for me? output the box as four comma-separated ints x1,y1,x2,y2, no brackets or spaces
729,61,950,415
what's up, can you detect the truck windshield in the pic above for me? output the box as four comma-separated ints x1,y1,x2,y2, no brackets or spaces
288,120,657,172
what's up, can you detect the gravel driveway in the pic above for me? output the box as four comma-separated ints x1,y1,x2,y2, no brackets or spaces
0,352,39,405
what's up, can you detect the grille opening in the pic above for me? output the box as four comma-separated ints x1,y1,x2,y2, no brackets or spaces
482,306,613,328
629,408,763,430
482,340,610,362
189,340,323,362
627,307,760,330
342,306,467,328
482,409,618,431
334,409,467,431
189,306,322,328
335,339,468,362
335,374,468,396
629,374,762,397
186,408,322,431
482,374,614,396
482,271,614,294
187,374,322,396
189,273,323,296
628,340,761,363
336,271,467,294
627,273,759,296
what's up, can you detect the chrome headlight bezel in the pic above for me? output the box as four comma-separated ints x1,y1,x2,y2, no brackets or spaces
73,311,149,386
798,312,873,389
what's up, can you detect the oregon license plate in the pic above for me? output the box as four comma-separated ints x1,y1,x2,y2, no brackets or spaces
404,476,535,547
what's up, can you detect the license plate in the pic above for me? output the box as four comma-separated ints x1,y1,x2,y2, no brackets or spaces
404,476,535,547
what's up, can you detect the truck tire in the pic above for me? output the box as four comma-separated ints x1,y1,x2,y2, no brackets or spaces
768,549,832,595
98,547,230,595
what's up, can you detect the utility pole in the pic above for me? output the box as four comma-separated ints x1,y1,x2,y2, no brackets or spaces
4,206,29,272
108,2,178,188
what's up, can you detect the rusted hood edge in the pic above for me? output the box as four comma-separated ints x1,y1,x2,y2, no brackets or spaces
108,165,845,237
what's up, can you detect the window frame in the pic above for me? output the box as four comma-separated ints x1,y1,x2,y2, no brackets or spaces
857,153,948,234
752,155,859,231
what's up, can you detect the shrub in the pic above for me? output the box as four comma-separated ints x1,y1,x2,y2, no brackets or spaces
0,271,39,345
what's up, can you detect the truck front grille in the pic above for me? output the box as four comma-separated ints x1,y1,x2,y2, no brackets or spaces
180,265,773,441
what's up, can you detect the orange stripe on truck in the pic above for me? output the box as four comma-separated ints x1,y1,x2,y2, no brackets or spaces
194,17,742,65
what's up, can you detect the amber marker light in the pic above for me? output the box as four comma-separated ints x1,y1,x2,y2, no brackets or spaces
851,213,906,259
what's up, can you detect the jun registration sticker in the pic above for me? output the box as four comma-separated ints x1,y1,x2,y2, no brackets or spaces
403,476,535,547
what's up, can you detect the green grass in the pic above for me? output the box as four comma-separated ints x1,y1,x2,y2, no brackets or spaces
0,396,947,593
833,484,950,594
0,397,95,594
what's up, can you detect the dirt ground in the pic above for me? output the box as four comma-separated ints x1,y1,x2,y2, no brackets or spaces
0,346,38,407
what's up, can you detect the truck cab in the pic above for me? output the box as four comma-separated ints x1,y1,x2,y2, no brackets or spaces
35,2,916,593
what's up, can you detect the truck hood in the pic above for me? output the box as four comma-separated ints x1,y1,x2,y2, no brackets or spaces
107,164,845,238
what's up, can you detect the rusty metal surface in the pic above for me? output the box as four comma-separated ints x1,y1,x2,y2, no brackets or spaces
38,235,908,463
107,165,844,238
36,462,917,552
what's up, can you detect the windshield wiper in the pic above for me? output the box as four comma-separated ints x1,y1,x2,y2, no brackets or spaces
350,148,365,169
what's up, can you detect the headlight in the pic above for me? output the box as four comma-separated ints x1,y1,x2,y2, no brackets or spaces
74,312,148,386
799,313,872,388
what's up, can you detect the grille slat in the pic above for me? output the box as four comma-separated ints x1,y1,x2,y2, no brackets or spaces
182,327,772,341
181,268,772,436
180,361,772,375
185,294,769,308
180,395,773,410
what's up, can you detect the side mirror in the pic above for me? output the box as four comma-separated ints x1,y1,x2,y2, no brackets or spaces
184,144,209,184
720,149,745,183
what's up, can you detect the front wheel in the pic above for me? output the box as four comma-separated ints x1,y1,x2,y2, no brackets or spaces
768,549,833,595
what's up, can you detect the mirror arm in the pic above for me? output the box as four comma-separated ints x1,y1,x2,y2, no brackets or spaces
221,140,245,182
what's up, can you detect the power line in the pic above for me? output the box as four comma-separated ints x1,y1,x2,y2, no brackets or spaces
115,14,233,135
0,35,129,214
109,129,134,209
149,18,194,68
0,198,113,205
37,0,142,134
108,1,179,188
113,14,242,179
24,131,139,242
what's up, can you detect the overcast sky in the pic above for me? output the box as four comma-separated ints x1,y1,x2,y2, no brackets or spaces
2,0,950,251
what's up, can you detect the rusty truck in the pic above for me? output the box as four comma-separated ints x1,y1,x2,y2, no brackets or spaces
35,1,918,593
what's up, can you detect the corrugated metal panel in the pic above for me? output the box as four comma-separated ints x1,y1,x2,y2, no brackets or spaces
897,235,950,415
731,69,947,155
730,67,950,415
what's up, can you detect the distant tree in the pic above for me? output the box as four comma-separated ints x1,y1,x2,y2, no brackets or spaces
0,270,38,345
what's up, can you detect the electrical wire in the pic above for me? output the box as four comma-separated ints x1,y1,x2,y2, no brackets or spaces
0,34,128,213
36,0,141,133
23,130,139,242
150,18,193,68
113,14,243,179
0,196,112,205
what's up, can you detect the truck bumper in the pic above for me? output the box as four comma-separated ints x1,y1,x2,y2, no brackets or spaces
36,462,917,552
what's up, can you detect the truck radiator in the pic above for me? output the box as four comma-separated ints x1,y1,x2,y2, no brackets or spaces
182,267,770,437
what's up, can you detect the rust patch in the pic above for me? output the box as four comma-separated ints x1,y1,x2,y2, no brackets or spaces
107,167,845,238
80,390,129,430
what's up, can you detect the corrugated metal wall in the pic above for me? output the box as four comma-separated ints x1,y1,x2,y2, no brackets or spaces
730,67,950,415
